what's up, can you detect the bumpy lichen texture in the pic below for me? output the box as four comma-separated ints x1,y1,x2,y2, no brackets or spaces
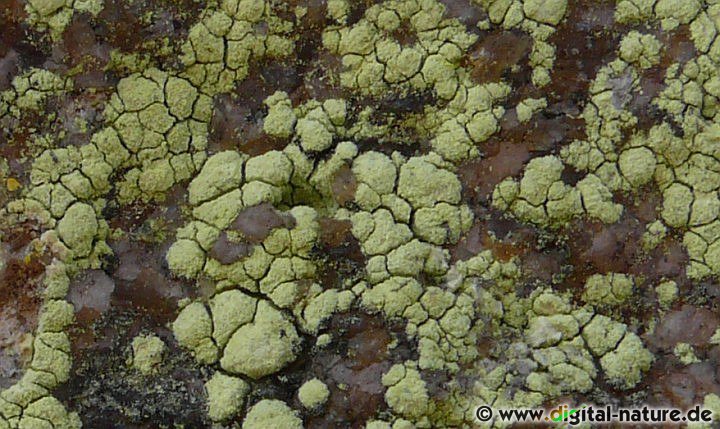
129,334,165,375
25,0,103,40
2,0,720,427
297,378,330,410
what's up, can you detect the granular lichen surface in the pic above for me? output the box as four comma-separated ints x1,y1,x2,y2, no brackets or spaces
2,0,720,427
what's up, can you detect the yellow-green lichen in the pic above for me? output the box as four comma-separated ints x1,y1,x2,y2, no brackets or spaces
382,362,429,419
674,342,701,365
206,373,250,422
3,0,712,425
0,266,80,428
492,155,617,228
298,378,330,410
242,399,303,429
25,0,103,40
516,97,547,123
581,273,635,308
656,279,678,309
173,302,219,364
599,332,654,388
129,334,165,375
323,0,476,98
166,239,207,278
522,0,567,25
263,91,297,139
471,0,568,86
0,69,71,119
220,301,301,379
180,0,295,95
618,31,662,69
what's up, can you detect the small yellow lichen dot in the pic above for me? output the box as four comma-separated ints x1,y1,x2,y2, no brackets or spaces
6,178,21,192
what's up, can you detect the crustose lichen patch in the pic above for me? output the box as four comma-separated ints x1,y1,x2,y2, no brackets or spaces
2,0,720,427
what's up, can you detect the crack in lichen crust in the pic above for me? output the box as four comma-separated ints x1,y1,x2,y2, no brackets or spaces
25,0,103,40
3,0,720,427
1,0,297,426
